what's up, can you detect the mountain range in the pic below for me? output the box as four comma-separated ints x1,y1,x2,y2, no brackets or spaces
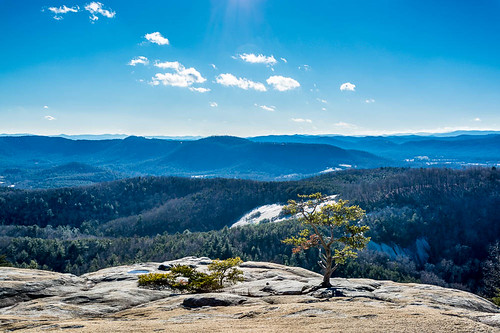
250,133,500,162
0,135,385,188
1,132,499,188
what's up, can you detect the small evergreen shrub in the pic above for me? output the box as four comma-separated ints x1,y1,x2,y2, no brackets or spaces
0,254,11,267
491,289,500,306
138,257,244,292
138,272,176,288
208,257,244,286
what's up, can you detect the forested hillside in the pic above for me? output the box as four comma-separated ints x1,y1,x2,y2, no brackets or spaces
0,177,313,236
1,167,499,297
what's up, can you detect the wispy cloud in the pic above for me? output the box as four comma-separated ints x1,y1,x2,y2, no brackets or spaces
216,73,267,92
340,82,356,91
365,98,375,103
322,107,327,111
474,117,482,122
128,56,149,66
316,98,327,104
291,118,312,123
298,64,311,71
189,87,211,93
237,53,277,66
280,57,288,63
334,121,357,129
46,5,79,20
44,115,56,121
43,105,49,109
255,104,276,112
210,64,217,69
266,75,300,91
85,2,115,21
209,102,218,107
151,61,206,88
144,32,169,45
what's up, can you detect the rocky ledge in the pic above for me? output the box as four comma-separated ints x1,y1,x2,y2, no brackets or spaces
1,257,499,332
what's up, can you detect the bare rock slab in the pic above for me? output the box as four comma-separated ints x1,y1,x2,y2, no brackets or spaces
1,257,500,331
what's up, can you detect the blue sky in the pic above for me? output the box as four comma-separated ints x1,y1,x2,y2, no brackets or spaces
1,0,500,136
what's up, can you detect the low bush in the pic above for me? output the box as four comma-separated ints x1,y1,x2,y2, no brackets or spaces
138,272,175,287
138,257,244,292
0,254,11,267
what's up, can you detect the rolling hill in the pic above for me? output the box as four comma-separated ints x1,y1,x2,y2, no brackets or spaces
250,133,500,163
0,135,387,188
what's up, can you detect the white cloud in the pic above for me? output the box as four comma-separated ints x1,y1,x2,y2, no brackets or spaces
48,5,79,14
47,5,79,20
144,32,169,45
365,98,375,103
238,53,277,66
44,115,56,121
334,121,357,129
128,56,149,66
84,2,115,21
209,102,218,107
316,98,327,104
474,117,482,122
322,107,327,111
154,61,181,70
340,82,356,91
43,105,49,109
151,61,206,88
210,64,217,69
255,104,275,112
189,87,211,93
216,73,267,92
291,118,312,123
266,75,300,91
151,73,195,87
280,57,287,63
298,64,311,71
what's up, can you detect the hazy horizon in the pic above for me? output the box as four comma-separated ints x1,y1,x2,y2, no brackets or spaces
2,129,500,140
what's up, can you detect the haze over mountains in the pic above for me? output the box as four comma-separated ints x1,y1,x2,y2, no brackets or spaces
0,132,499,188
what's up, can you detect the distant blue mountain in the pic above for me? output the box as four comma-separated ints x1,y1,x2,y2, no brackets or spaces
249,134,500,162
1,133,499,188
0,135,388,188
0,133,204,141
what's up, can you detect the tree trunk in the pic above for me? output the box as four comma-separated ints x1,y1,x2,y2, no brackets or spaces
321,251,333,288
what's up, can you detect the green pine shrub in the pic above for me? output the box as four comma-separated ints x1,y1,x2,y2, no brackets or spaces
138,257,244,292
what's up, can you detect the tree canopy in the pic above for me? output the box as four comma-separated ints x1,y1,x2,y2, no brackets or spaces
283,193,370,287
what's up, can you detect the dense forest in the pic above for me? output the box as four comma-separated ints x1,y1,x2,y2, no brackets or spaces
1,167,500,298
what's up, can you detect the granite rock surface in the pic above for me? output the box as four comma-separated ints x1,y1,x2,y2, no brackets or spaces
1,257,499,332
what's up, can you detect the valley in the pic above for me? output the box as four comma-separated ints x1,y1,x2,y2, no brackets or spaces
1,167,499,300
